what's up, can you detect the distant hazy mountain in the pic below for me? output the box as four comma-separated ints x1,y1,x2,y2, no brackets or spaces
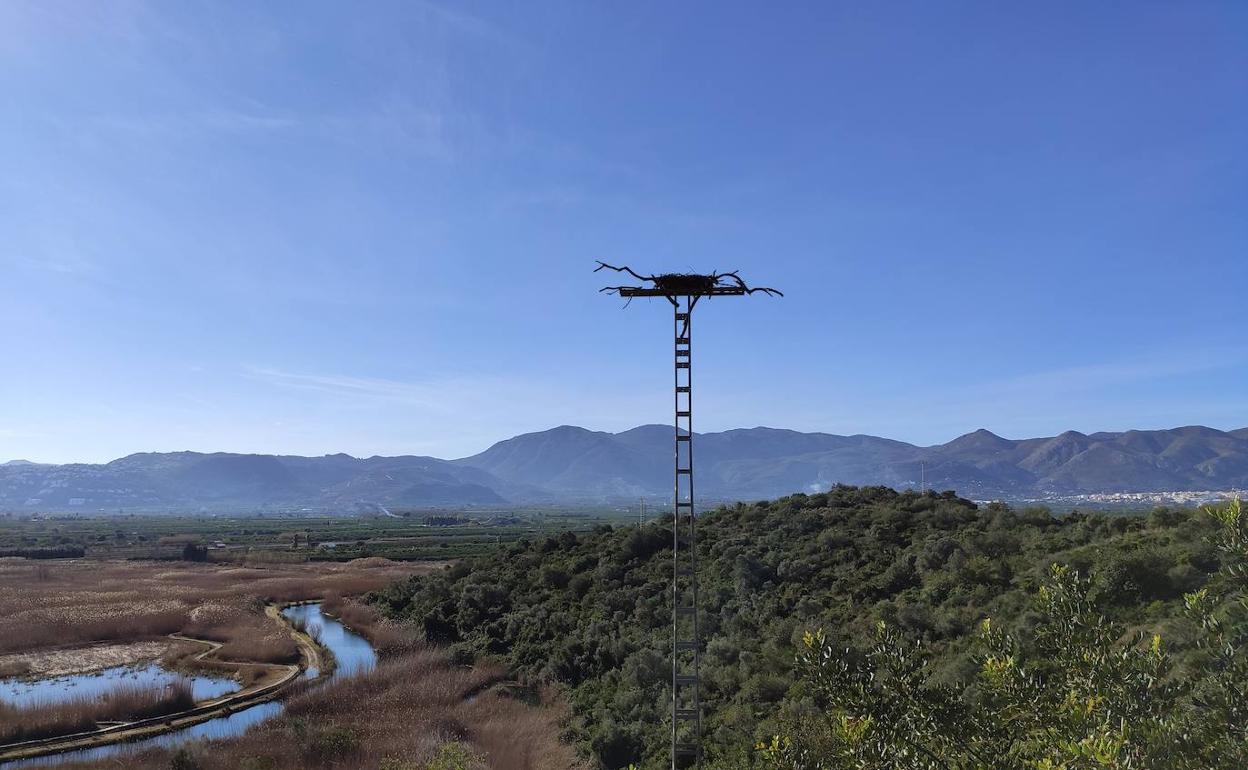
455,424,1248,501
2,424,1246,512
0,452,512,512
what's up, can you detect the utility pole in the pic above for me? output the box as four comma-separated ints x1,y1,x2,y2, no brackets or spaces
596,262,780,768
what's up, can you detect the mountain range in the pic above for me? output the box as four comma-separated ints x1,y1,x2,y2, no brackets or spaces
2,424,1246,512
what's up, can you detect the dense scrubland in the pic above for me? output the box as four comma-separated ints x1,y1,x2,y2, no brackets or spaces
374,486,1242,768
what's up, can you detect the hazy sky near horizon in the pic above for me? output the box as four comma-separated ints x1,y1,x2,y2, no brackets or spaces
2,2,1246,464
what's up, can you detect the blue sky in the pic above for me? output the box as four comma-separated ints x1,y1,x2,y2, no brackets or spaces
2,2,1245,464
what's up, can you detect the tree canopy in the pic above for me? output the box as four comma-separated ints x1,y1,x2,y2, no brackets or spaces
373,488,1234,768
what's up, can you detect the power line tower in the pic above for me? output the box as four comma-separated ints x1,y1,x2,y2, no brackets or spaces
597,262,780,768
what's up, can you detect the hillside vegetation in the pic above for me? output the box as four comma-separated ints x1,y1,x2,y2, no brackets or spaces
374,487,1229,767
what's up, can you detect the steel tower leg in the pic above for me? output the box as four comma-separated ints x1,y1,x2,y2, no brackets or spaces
671,295,700,767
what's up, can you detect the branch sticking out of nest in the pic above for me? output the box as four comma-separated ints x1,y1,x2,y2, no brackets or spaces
594,261,783,297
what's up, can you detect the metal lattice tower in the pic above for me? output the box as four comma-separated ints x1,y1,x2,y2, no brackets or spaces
671,295,700,764
596,263,780,768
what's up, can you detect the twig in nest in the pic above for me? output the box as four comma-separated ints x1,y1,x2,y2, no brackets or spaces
594,261,783,297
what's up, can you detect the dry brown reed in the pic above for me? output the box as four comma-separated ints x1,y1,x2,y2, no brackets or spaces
0,559,436,665
0,680,194,744
2,560,585,768
45,645,587,770
319,594,418,656
160,644,270,691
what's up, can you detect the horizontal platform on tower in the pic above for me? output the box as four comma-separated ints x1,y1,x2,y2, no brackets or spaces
619,288,747,297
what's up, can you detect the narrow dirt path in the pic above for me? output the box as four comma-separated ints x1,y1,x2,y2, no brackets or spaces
0,603,323,763
265,604,322,674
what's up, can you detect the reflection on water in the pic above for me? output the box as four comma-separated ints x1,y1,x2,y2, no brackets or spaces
3,703,283,769
282,603,377,678
1,664,238,709
1,603,375,768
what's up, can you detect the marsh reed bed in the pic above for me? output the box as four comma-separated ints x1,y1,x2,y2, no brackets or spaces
0,559,435,666
0,680,194,744
44,645,585,770
0,560,581,767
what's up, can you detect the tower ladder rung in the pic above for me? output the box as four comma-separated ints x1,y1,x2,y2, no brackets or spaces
672,300,701,766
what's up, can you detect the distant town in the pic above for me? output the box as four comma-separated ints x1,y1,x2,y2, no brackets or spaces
995,488,1245,510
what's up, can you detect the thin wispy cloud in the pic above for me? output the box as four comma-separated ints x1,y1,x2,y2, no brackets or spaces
413,0,523,51
65,103,457,158
10,254,89,275
241,365,662,455
85,110,297,137
243,367,445,407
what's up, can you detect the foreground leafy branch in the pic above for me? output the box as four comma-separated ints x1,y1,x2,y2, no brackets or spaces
759,499,1247,770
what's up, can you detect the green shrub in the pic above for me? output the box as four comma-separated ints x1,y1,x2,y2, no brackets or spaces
169,748,202,770
422,741,480,770
758,500,1248,769
300,724,361,766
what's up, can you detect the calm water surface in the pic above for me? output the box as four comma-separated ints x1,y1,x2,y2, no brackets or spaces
2,603,375,768
1,664,238,709
282,602,377,678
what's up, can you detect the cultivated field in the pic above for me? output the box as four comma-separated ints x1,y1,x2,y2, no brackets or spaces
0,510,622,562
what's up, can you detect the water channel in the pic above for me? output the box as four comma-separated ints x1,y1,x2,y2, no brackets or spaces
0,603,375,768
